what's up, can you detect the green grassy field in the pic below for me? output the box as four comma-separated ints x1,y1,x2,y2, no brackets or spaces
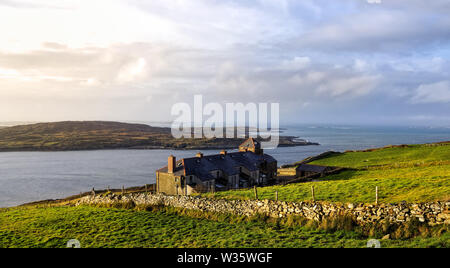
203,143,450,203
310,143,450,168
0,206,448,248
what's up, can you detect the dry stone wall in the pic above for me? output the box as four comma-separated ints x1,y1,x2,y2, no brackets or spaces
76,193,449,226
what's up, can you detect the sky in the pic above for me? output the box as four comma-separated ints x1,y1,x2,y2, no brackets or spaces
0,0,450,126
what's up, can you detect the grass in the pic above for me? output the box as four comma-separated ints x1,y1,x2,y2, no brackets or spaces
0,206,448,248
310,143,450,168
202,143,450,203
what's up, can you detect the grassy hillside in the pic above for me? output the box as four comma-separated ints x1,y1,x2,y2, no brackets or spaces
309,143,450,168
1,206,447,248
0,121,313,151
202,143,450,203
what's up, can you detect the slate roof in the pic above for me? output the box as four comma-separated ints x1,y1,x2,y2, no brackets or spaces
157,151,277,182
296,164,330,173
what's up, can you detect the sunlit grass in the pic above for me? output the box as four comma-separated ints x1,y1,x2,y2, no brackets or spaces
310,143,450,168
1,206,447,248
202,143,450,203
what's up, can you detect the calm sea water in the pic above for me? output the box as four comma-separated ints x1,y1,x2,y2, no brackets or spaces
0,125,449,207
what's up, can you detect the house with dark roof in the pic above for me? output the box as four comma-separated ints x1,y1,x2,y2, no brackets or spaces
156,138,277,195
278,164,334,178
295,164,334,177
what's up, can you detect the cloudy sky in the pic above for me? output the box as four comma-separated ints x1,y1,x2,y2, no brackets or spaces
1,0,450,126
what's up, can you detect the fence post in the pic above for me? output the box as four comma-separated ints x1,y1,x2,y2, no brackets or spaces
375,186,379,205
107,185,110,192
254,186,258,200
92,188,95,197
275,191,278,201
122,185,125,195
311,186,315,202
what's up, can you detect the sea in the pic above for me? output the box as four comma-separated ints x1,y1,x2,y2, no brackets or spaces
0,125,449,207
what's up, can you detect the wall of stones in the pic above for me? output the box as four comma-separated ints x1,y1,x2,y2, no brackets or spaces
76,193,449,226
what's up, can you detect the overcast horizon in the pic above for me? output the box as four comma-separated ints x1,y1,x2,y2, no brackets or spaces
1,0,450,127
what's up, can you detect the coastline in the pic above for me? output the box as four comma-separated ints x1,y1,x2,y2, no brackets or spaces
0,137,319,153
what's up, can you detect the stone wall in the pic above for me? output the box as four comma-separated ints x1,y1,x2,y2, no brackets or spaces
76,193,449,226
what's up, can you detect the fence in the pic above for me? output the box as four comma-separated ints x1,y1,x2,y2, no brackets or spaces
227,184,383,205
89,184,157,197
19,184,157,207
280,167,348,185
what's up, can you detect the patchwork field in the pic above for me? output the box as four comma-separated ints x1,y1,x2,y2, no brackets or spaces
0,206,448,248
202,143,450,203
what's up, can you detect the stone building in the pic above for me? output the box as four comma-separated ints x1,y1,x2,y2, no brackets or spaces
278,164,334,178
156,138,277,195
295,164,334,177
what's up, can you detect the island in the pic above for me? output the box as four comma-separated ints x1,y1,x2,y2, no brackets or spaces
0,121,319,151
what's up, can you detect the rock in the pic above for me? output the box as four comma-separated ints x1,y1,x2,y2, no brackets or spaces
75,192,447,227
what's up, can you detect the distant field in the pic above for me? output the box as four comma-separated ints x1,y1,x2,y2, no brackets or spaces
202,143,450,203
1,206,447,248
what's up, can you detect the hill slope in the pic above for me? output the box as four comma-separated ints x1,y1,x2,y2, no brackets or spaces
0,121,314,151
203,142,450,203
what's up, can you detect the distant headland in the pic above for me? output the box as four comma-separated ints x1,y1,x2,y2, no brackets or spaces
0,121,319,152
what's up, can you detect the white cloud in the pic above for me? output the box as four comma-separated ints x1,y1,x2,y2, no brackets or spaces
81,78,101,87
280,57,311,70
316,75,379,97
0,67,21,78
411,81,450,104
389,57,446,73
0,0,449,124
117,58,147,83
293,8,450,53
0,0,302,53
353,59,369,72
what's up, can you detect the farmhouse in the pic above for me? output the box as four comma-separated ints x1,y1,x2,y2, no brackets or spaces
156,138,277,195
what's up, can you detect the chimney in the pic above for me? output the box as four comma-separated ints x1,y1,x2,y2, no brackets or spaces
196,152,204,158
168,155,176,174
220,150,227,156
